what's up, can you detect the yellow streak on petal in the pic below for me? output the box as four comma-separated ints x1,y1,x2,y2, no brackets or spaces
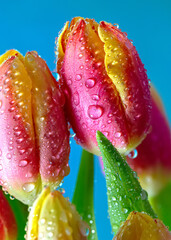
58,21,69,62
38,192,70,239
84,19,105,63
0,50,20,66
26,187,50,240
98,24,127,103
9,56,34,139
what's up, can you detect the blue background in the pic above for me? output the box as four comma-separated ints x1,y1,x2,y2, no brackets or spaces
0,0,170,239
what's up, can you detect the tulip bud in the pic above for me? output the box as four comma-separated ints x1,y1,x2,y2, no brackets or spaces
113,211,171,240
57,17,151,155
127,86,171,197
0,50,70,205
26,187,89,240
0,189,17,240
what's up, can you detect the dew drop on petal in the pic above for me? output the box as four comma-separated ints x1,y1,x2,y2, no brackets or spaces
22,182,35,192
6,153,12,159
85,78,96,88
127,149,138,159
88,105,103,119
75,74,82,81
73,92,80,106
92,94,100,101
19,160,28,167
115,132,121,138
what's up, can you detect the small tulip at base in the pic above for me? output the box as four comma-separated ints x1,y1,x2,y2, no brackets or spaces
113,211,171,240
26,187,89,240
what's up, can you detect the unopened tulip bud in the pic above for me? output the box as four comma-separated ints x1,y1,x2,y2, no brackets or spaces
127,86,171,197
0,189,17,240
113,211,171,240
57,17,151,155
0,50,70,205
26,187,89,240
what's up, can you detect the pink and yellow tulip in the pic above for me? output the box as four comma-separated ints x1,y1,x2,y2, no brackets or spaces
57,17,151,155
26,187,89,240
0,50,70,205
113,211,171,240
0,189,17,240
127,86,171,196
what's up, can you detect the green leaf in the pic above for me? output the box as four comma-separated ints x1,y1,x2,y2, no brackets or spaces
96,131,157,234
72,149,98,240
150,180,171,230
4,193,28,240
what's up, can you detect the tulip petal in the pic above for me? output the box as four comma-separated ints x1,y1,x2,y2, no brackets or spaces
0,52,40,205
99,21,151,149
24,51,70,189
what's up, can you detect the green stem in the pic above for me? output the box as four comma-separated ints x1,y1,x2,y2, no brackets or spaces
72,149,98,240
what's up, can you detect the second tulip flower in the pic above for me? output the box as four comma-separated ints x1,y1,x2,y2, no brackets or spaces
0,50,70,205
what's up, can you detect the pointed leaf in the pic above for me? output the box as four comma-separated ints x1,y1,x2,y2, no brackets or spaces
96,131,157,234
72,149,98,240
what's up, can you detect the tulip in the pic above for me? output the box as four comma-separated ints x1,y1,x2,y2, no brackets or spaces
0,50,70,205
127,86,171,197
57,17,151,155
26,187,89,240
0,189,17,240
113,211,171,240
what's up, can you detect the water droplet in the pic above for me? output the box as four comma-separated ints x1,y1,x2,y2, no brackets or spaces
85,78,96,88
59,188,65,194
114,23,119,28
19,160,28,167
48,232,53,238
0,149,2,156
115,132,121,138
123,208,128,214
141,190,148,200
78,53,83,58
6,153,12,159
59,211,68,223
65,226,72,236
92,94,100,101
0,164,3,171
75,74,82,81
22,182,35,192
88,105,103,119
10,195,15,200
73,92,80,106
127,149,138,159
0,100,2,108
